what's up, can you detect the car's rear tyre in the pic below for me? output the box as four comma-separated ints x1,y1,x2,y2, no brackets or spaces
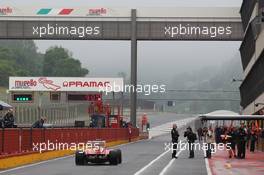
75,151,85,165
109,150,119,165
116,149,122,164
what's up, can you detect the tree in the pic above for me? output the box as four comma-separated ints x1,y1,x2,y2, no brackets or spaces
0,40,43,76
43,46,89,77
0,60,15,86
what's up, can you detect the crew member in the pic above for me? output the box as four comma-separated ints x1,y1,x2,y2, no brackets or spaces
250,129,257,152
3,109,15,128
128,123,132,142
32,117,46,128
228,127,238,158
171,124,179,159
205,126,214,159
184,126,197,158
197,127,203,142
0,117,3,128
237,123,247,159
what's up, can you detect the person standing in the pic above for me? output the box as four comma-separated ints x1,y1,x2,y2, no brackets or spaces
171,124,179,159
205,126,214,159
32,117,46,128
215,126,222,144
197,127,203,142
3,109,15,128
237,123,247,159
184,126,197,158
202,127,208,143
250,129,257,152
228,127,238,158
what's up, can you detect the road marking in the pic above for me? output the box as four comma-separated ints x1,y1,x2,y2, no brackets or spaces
203,149,212,175
159,149,183,175
134,149,170,175
0,139,146,174
112,139,145,148
0,155,73,174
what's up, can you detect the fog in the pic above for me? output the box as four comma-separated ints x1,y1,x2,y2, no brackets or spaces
0,0,243,83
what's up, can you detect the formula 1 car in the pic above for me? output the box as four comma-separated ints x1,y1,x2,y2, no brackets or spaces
75,141,122,165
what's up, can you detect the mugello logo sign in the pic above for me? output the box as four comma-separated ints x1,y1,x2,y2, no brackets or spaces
0,7,13,15
37,8,74,15
88,8,107,16
9,77,123,92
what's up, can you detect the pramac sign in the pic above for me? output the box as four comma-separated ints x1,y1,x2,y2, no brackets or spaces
9,77,123,92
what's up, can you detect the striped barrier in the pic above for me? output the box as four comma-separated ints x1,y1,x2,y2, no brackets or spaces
37,8,74,15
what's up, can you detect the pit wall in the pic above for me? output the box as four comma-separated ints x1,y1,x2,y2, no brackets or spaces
0,127,139,170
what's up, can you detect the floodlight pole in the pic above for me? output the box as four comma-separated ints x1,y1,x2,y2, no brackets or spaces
130,9,137,127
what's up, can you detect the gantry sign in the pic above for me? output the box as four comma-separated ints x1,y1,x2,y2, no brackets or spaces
0,6,244,126
0,7,243,40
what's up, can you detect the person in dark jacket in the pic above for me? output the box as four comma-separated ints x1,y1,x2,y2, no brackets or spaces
228,127,238,158
184,126,197,158
0,117,3,128
250,130,257,152
3,109,15,128
32,117,46,128
171,124,179,158
197,127,203,142
237,123,247,159
215,126,222,144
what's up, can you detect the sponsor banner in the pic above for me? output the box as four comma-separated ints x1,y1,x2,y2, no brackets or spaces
0,6,240,19
9,77,123,92
0,6,129,17
0,6,240,18
0,6,13,15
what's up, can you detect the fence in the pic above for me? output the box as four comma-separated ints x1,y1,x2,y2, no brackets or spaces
0,127,139,156
13,104,80,126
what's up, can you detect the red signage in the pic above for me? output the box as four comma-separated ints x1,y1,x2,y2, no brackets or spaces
0,7,12,15
85,94,102,101
67,94,102,101
88,8,107,16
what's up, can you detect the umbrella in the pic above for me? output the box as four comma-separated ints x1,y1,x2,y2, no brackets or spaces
0,100,12,110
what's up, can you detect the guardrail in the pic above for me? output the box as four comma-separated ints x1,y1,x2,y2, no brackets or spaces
0,127,139,156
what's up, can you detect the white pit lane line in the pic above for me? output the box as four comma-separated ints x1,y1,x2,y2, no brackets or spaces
134,140,185,175
134,149,170,175
203,147,212,175
0,155,74,174
159,149,183,175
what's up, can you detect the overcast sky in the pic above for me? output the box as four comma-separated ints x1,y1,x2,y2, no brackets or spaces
0,0,243,84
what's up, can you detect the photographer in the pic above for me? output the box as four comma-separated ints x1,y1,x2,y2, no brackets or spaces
184,126,197,158
3,109,15,128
